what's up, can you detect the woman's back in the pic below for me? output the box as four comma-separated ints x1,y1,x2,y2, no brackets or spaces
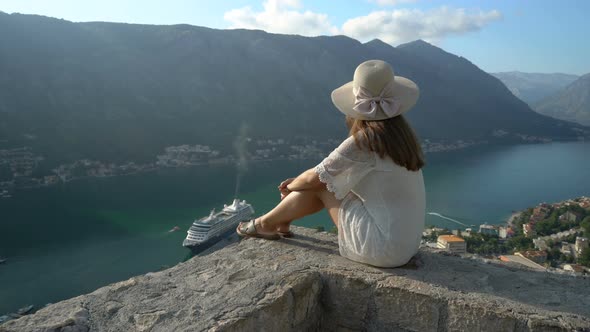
317,135,425,267
356,158,425,265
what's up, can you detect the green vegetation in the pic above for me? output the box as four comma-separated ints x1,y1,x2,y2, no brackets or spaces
581,216,590,237
486,209,537,253
579,247,590,267
463,232,534,255
314,226,325,232
421,200,589,273
535,215,570,236
546,247,561,267
504,235,534,252
464,233,506,255
457,202,588,257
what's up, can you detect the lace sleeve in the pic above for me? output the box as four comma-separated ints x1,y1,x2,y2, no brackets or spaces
314,136,375,200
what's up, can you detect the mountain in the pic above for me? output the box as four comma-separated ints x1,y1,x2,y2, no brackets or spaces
534,74,590,126
491,71,579,105
0,13,586,168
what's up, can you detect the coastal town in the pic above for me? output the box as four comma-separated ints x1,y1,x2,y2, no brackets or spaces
422,196,590,276
0,138,477,197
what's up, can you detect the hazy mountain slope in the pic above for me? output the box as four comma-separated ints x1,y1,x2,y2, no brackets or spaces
394,40,582,139
491,71,578,104
534,74,590,126
0,13,584,167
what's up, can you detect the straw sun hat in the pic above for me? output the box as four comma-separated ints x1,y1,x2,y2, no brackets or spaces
331,60,420,121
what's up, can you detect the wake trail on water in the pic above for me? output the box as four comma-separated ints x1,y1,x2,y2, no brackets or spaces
427,212,470,227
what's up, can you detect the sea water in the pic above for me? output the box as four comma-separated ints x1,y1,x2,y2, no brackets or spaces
0,141,589,314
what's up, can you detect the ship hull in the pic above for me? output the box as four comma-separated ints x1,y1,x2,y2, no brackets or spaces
183,198,253,253
183,227,238,254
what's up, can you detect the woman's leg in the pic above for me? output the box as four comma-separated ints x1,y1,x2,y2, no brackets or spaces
276,221,293,233
257,188,341,233
317,189,342,228
276,194,294,233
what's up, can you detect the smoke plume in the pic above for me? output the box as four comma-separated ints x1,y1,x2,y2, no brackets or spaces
233,123,250,198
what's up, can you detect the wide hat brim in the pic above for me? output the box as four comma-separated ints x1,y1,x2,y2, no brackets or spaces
331,75,420,121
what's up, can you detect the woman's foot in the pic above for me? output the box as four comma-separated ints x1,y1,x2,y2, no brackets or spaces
236,219,280,240
276,223,294,238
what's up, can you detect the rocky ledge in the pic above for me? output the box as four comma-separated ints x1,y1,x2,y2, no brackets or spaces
1,226,590,332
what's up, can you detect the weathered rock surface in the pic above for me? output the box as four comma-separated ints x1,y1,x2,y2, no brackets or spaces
2,226,589,332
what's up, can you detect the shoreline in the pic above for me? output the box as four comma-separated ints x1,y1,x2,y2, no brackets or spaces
4,139,590,198
505,211,522,226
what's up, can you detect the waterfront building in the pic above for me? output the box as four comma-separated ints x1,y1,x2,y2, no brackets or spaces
437,235,466,254
561,242,573,256
559,211,582,223
460,228,473,238
479,223,498,236
523,223,537,237
498,226,514,239
516,250,547,264
575,237,588,255
423,227,446,237
533,238,548,251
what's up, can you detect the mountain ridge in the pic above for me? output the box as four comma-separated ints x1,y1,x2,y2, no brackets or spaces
534,73,590,126
491,71,579,105
0,13,586,167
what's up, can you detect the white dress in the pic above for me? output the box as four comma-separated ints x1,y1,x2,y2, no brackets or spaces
314,135,425,268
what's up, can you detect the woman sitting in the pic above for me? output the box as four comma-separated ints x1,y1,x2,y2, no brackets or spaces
237,60,425,268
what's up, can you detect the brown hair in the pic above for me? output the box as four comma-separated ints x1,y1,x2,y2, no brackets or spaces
346,115,425,171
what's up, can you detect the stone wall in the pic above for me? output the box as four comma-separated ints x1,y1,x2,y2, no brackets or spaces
1,226,589,332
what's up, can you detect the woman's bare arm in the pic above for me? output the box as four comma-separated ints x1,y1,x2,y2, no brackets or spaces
286,168,326,192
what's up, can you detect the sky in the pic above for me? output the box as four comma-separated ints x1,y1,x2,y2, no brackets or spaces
1,0,589,75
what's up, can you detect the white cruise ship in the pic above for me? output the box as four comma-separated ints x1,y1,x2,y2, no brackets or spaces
183,199,254,248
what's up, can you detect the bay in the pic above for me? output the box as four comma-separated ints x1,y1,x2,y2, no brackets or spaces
0,141,589,314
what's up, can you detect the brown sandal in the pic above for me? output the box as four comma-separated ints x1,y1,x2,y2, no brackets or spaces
236,219,281,240
278,230,294,238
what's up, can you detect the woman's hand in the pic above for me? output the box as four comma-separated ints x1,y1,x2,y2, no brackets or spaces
279,178,295,190
278,178,295,199
280,190,290,200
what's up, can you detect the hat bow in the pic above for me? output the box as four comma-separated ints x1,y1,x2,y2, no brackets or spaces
352,80,401,119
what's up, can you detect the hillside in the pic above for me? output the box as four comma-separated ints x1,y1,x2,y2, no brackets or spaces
534,74,590,126
0,13,586,168
491,71,578,105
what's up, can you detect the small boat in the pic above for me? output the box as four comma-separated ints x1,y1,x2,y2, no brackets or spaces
168,226,181,233
16,305,34,315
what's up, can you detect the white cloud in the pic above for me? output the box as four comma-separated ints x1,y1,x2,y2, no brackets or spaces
341,7,502,45
224,0,338,36
224,2,501,45
370,0,418,6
